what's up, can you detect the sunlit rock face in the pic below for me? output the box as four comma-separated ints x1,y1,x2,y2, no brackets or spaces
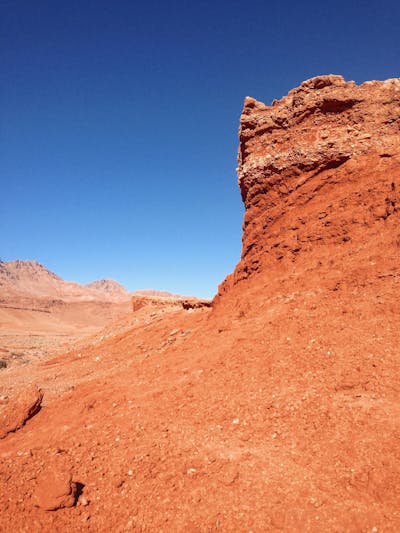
220,75,400,292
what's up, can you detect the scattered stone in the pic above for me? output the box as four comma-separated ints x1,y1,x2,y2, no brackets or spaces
79,496,89,507
35,467,77,511
0,360,7,369
0,385,43,439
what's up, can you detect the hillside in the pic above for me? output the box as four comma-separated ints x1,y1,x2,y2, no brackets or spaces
0,260,129,301
0,261,131,365
1,75,400,532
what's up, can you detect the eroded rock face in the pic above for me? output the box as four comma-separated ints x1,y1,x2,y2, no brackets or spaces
224,75,400,289
131,295,183,312
132,294,212,312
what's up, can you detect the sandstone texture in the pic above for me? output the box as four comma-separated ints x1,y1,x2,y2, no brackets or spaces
34,465,77,511
132,293,211,312
1,75,400,532
222,75,400,287
132,294,184,312
0,385,43,439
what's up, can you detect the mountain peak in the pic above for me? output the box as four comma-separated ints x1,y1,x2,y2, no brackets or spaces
0,260,129,301
86,279,129,297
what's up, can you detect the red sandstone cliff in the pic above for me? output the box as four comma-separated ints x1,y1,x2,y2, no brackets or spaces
220,75,400,293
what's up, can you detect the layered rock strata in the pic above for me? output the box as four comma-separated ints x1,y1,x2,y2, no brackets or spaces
224,75,400,289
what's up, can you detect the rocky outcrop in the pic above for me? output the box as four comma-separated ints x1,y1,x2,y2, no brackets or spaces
132,294,182,312
0,385,43,439
181,298,212,310
222,75,400,290
132,294,211,312
35,464,77,511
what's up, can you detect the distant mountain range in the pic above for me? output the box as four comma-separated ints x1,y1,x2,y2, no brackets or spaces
0,260,130,302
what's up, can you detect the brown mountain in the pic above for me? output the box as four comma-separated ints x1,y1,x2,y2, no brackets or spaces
1,76,400,532
0,260,129,302
132,289,184,298
0,260,131,362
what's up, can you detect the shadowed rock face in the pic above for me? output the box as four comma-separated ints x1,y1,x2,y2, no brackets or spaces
220,75,400,291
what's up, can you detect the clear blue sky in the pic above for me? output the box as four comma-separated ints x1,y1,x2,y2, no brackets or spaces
1,1,399,297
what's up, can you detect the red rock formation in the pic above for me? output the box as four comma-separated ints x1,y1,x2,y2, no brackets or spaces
220,75,400,292
0,385,43,439
131,294,183,312
131,293,211,312
34,465,77,511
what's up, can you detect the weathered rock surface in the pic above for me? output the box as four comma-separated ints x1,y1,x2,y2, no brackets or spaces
34,465,77,511
0,385,43,439
181,298,212,310
132,294,211,312
132,294,183,312
221,75,400,290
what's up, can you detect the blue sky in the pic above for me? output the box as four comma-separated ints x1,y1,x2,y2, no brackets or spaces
1,0,399,297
